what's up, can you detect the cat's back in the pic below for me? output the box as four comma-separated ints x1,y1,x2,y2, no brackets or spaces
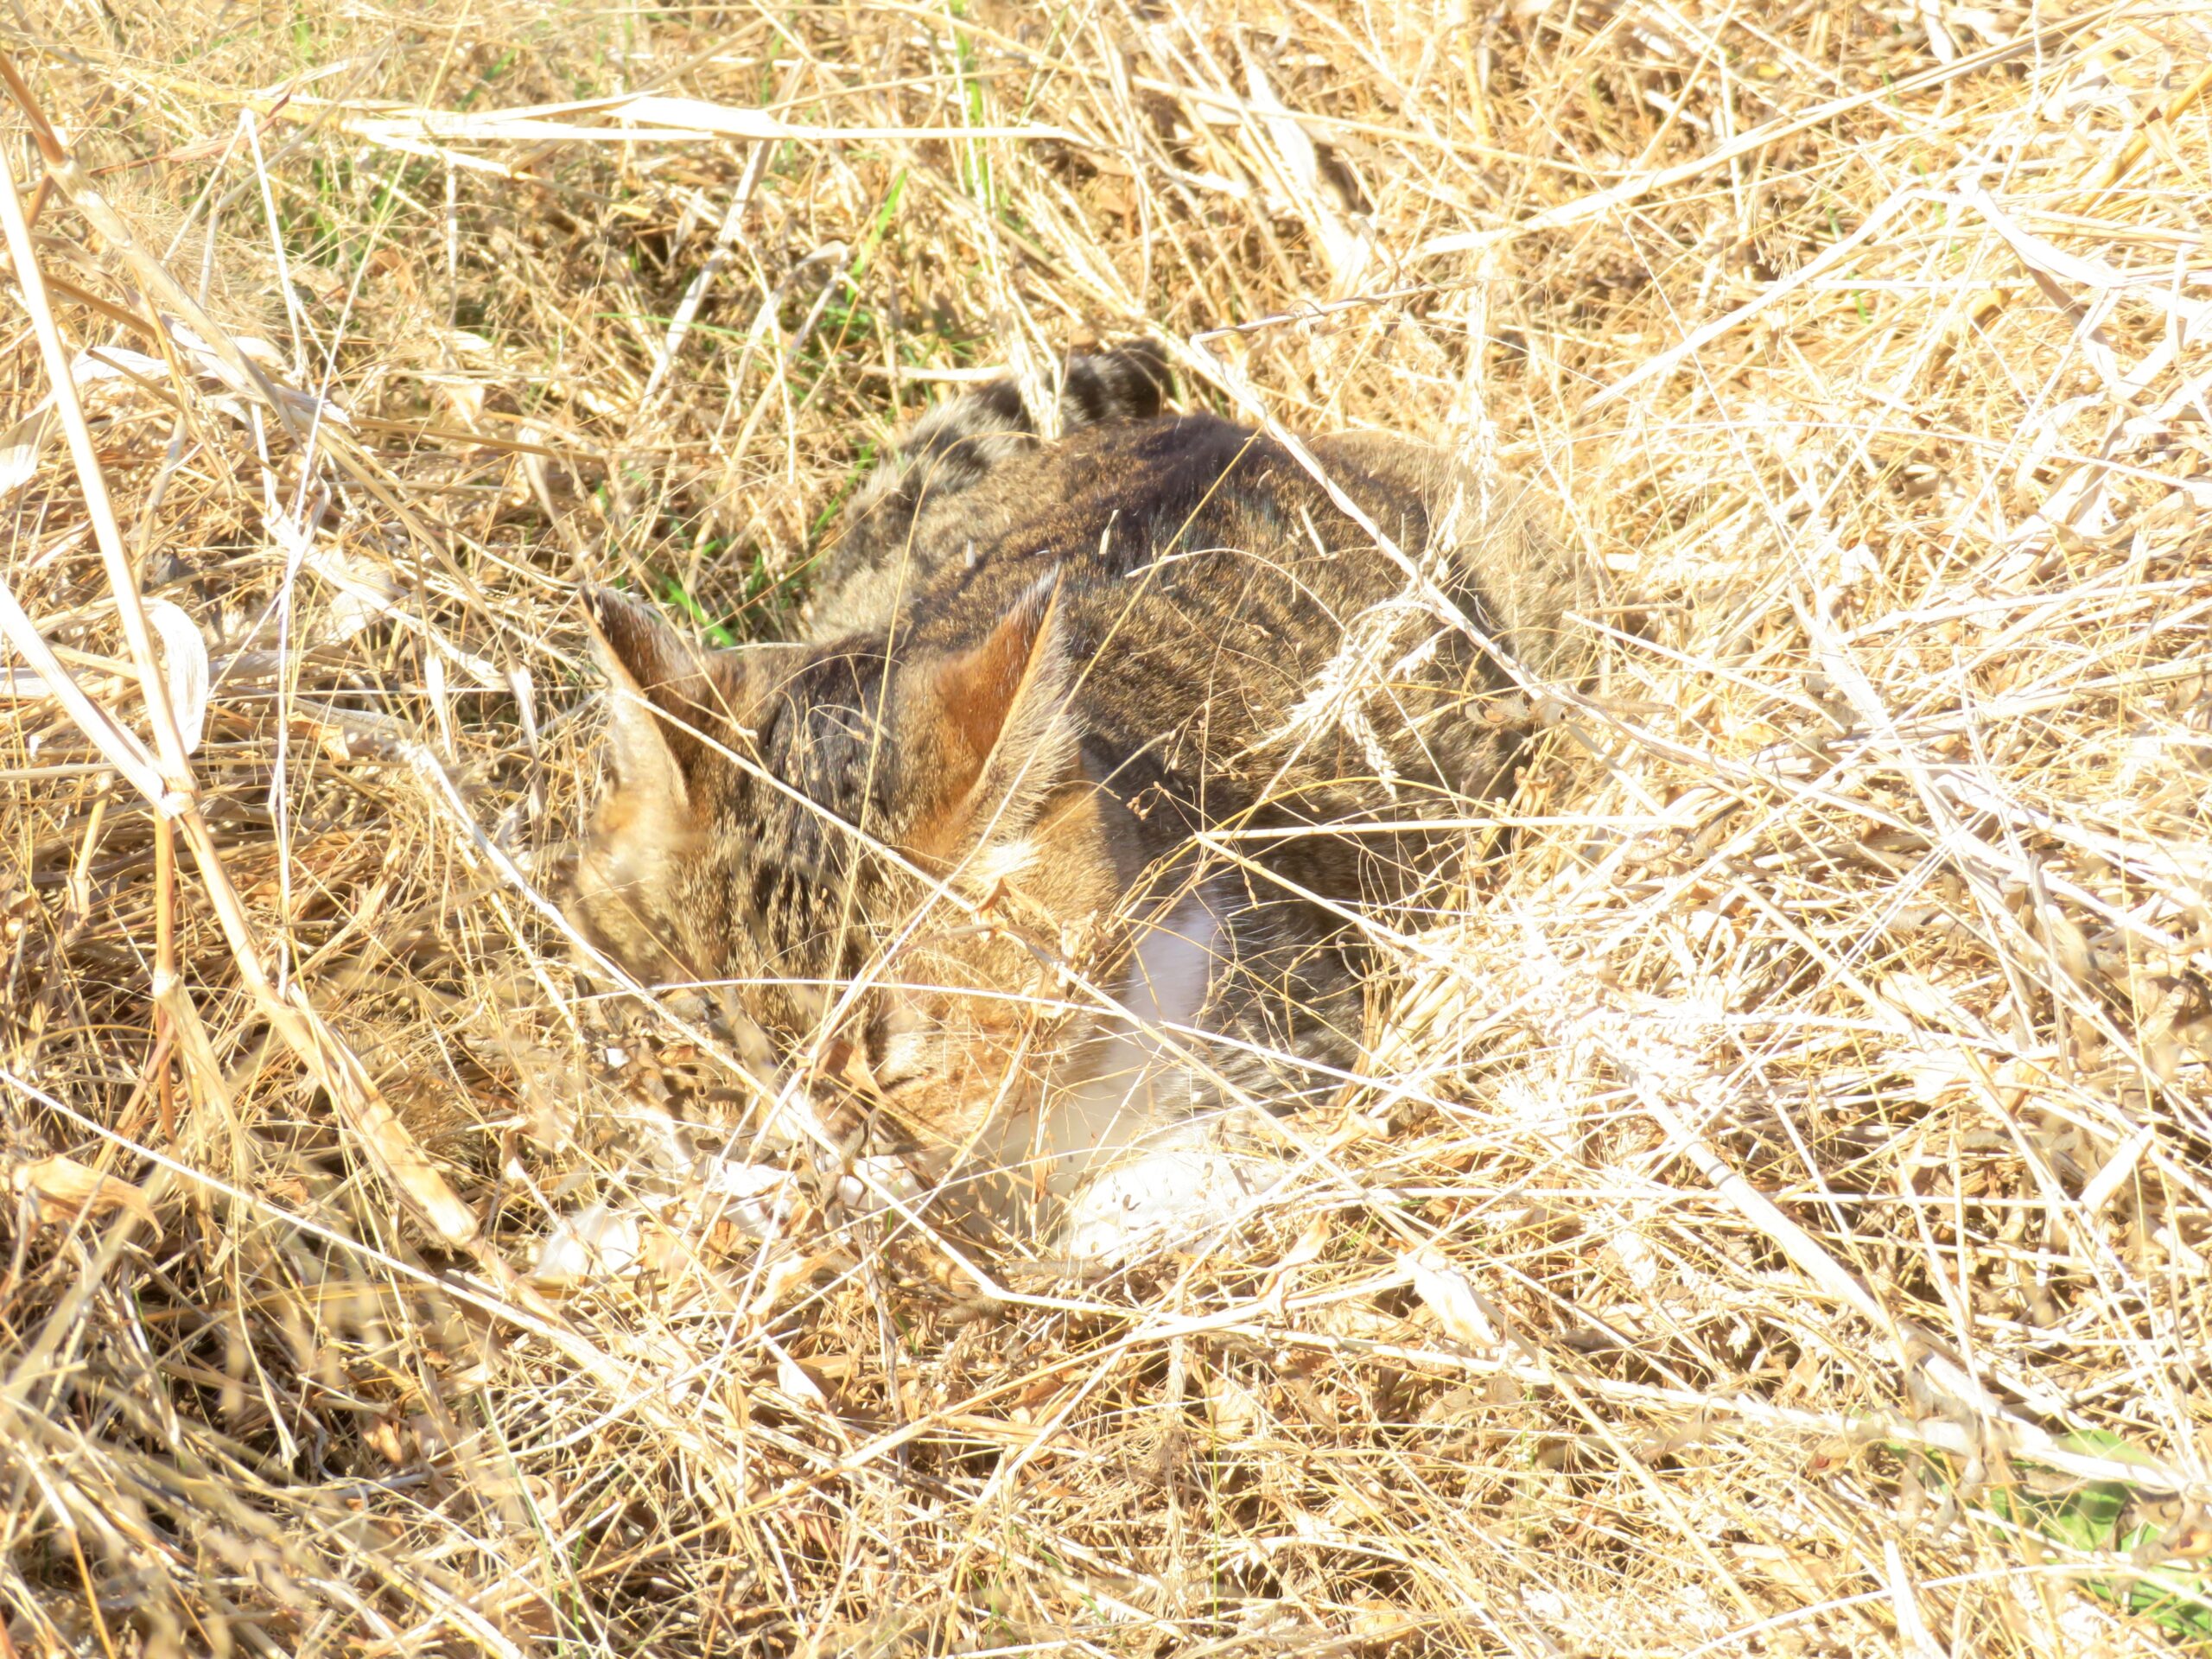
798,356,1583,846
886,412,1505,788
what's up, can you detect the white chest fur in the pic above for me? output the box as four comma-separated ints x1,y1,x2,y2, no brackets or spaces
974,884,1279,1260
1044,885,1224,1192
974,886,1223,1204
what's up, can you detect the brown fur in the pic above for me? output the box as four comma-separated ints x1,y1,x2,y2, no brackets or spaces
568,349,1588,1217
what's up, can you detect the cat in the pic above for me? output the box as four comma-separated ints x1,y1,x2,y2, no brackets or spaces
567,344,1586,1255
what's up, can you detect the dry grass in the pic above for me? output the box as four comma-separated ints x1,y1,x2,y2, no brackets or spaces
3,1,2211,1653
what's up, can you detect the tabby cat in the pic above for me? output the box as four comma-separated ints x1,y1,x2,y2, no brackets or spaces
569,345,1584,1253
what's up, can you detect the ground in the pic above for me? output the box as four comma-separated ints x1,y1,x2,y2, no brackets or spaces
2,2,2210,1655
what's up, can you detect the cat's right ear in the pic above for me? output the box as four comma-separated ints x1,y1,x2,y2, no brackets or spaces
583,588,715,804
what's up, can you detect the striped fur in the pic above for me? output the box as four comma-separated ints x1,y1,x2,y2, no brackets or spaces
569,347,1589,1237
802,344,1169,640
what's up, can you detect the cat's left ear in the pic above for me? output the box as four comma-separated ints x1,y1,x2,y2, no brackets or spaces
897,570,1082,862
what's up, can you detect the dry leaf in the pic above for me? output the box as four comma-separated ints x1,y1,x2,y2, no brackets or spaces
0,400,56,499
775,1349,829,1407
13,1154,158,1230
532,1201,643,1286
1402,1249,1504,1351
145,600,209,755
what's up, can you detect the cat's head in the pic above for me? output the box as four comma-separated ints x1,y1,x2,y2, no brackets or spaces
566,586,1130,1151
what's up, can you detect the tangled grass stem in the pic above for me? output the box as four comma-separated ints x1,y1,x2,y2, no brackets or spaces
2,2,2209,1653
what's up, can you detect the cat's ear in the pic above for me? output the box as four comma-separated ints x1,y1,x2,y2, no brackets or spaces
584,588,715,806
899,571,1081,861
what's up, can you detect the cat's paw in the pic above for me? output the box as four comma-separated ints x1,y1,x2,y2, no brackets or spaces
1060,1146,1273,1263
